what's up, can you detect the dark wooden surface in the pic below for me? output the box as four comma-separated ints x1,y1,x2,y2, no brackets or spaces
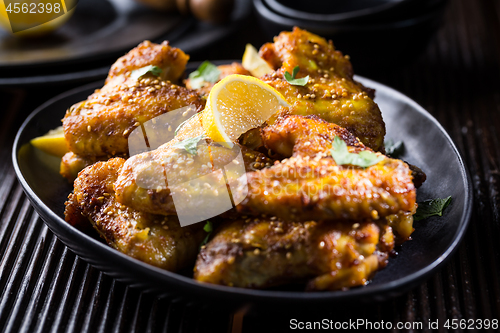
1,0,500,331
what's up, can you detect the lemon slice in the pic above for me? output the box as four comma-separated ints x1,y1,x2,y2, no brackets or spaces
30,126,69,158
0,5,75,38
242,44,273,78
202,74,289,145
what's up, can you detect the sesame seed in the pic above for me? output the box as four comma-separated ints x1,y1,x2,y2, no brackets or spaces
297,94,302,99
123,129,129,136
310,94,316,99
227,257,235,264
253,248,260,255
319,241,325,249
87,125,91,132
171,85,176,89
313,44,319,49
286,252,292,259
134,122,140,127
168,125,172,131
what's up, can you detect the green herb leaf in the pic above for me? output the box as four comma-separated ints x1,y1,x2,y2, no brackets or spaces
284,66,309,86
200,221,213,247
172,135,205,155
188,61,221,89
130,65,163,80
175,111,200,136
330,136,384,168
384,139,404,157
414,196,452,221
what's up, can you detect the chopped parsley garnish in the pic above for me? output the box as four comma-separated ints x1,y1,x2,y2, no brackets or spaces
200,221,213,247
284,66,309,86
414,196,452,221
384,139,404,158
330,136,383,168
172,135,206,155
130,65,163,80
188,61,221,89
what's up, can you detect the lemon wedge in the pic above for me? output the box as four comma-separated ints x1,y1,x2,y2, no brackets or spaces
202,74,289,145
242,44,273,78
0,2,74,38
30,126,69,158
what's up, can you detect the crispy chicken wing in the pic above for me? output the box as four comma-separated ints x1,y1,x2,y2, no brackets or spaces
235,115,416,221
194,217,392,290
114,114,273,216
185,62,251,97
61,41,205,181
259,27,385,151
105,40,190,87
65,158,205,271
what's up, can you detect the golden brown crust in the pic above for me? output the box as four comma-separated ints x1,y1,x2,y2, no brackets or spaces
259,27,385,152
62,81,204,159
235,115,416,221
194,217,390,291
114,114,273,216
106,40,189,86
64,158,206,271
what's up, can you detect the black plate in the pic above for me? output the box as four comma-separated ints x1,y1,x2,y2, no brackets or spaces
12,65,472,307
0,0,251,87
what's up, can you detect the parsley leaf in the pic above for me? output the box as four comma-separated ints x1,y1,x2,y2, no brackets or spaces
188,61,221,89
414,196,452,221
130,65,163,80
172,135,206,155
200,221,213,247
330,136,384,168
284,66,309,86
384,139,404,158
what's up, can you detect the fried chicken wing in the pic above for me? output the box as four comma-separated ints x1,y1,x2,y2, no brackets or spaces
114,114,273,216
105,40,189,87
185,62,251,97
65,158,205,271
194,217,391,290
259,27,385,151
235,115,416,221
61,41,205,181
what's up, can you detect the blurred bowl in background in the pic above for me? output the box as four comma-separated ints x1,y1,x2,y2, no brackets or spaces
264,0,411,24
253,0,448,71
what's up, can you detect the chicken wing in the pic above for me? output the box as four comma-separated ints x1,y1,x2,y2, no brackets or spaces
194,217,392,291
185,62,252,97
235,115,416,221
259,27,385,152
61,41,205,181
65,158,206,271
114,114,273,216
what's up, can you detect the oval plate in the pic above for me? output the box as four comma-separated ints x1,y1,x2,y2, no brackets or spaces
12,64,472,306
